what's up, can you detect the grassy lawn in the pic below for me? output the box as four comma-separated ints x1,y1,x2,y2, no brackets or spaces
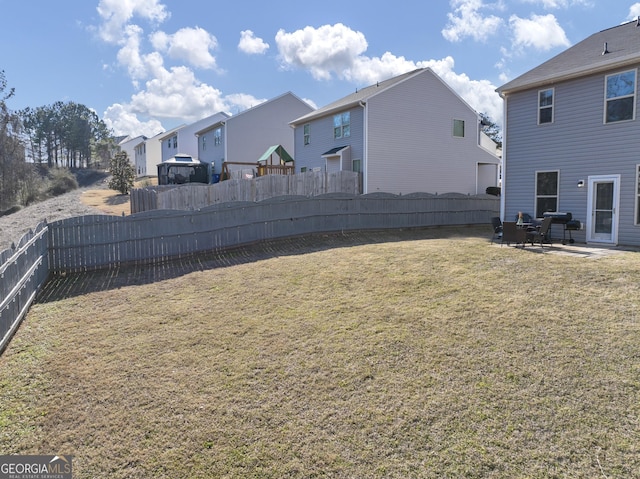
1,228,639,478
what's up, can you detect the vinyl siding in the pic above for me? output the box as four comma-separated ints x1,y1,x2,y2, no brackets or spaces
366,70,498,195
198,127,225,175
226,93,313,167
504,66,640,245
294,108,364,173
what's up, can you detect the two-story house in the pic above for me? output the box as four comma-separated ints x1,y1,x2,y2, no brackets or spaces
290,68,501,195
497,20,640,247
195,92,314,179
159,112,229,163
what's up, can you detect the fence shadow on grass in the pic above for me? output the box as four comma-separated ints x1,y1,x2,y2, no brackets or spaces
37,226,486,303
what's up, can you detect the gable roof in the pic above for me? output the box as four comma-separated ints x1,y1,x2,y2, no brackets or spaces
498,20,640,95
290,69,424,125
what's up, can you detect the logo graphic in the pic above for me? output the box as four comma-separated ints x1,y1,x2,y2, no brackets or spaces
0,455,72,479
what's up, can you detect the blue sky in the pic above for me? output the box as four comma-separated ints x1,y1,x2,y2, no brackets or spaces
2,0,640,138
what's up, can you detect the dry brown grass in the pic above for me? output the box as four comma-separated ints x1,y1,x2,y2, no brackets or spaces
1,229,639,478
80,177,157,216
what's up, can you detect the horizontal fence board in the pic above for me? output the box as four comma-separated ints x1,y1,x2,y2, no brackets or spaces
1,188,498,354
47,194,498,272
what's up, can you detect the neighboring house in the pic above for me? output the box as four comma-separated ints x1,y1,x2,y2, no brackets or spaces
497,20,640,247
133,130,163,178
195,92,314,177
118,135,146,168
159,112,229,163
289,68,501,195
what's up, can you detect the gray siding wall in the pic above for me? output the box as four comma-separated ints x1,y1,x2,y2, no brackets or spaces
366,70,499,195
504,66,640,246
294,107,365,173
226,93,314,166
198,126,225,175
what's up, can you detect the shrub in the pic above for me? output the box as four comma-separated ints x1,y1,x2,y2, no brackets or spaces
47,168,78,197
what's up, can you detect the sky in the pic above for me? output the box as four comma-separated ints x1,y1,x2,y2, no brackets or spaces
2,1,640,139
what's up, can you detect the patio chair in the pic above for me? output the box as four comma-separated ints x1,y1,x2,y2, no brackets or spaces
528,216,553,248
491,216,503,242
501,222,527,247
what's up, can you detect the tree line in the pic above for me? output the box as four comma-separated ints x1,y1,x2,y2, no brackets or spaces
0,70,121,211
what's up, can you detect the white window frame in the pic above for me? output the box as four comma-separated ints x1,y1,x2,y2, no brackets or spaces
538,88,554,125
303,123,310,145
214,128,221,146
535,170,560,218
452,119,465,138
604,69,637,124
333,112,350,139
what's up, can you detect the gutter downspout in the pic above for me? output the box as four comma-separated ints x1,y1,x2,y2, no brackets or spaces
359,100,367,194
498,92,507,222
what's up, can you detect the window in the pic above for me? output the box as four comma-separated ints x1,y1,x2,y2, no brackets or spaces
202,136,206,150
303,124,310,145
535,171,559,218
605,69,636,123
636,165,640,225
453,119,465,137
171,135,177,149
333,112,350,139
214,128,221,146
352,159,362,173
538,88,554,124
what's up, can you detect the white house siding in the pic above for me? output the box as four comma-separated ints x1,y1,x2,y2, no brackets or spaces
144,131,163,178
160,113,229,163
225,93,314,167
366,71,497,195
503,67,640,246
294,107,365,173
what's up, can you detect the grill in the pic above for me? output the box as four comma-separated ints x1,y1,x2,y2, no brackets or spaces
542,212,581,244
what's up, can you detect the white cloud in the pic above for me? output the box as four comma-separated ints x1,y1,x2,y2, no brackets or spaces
522,0,593,8
275,23,368,80
628,3,640,20
150,27,219,69
103,103,165,137
275,23,502,126
509,13,570,51
238,30,270,55
442,0,504,42
97,0,169,43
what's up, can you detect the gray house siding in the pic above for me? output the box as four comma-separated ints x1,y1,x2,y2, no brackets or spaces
503,67,640,246
197,125,225,175
226,93,314,167
294,107,364,173
366,71,494,195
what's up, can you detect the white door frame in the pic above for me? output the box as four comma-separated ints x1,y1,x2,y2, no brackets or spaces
586,174,620,245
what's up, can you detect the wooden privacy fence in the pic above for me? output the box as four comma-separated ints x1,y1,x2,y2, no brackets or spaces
0,192,498,353
130,170,362,213
49,193,498,272
0,222,49,353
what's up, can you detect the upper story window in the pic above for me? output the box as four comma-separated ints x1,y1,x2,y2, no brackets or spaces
214,128,222,146
605,69,636,123
303,124,310,145
202,136,206,150
538,88,554,124
535,170,559,218
171,135,177,149
334,112,350,139
453,119,465,137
